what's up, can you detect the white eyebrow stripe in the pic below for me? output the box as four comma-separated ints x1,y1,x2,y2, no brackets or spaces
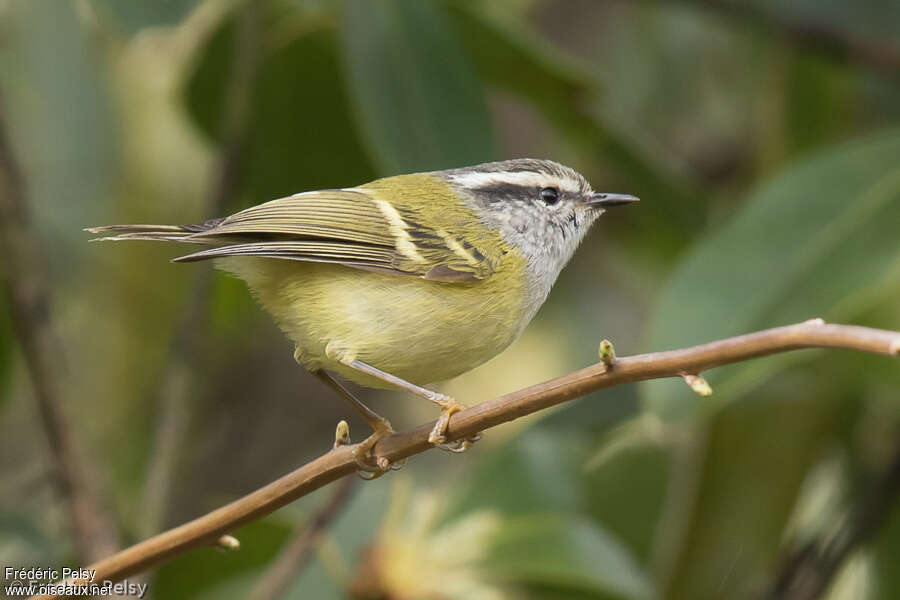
447,171,582,194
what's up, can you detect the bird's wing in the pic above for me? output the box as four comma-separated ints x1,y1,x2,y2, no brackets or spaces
173,188,497,282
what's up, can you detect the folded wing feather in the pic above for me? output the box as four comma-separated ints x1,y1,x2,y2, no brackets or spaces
167,189,495,282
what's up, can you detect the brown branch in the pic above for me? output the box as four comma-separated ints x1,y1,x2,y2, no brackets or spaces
139,0,261,539
645,0,900,77
0,98,120,561
249,477,357,600
767,434,900,600
31,321,900,598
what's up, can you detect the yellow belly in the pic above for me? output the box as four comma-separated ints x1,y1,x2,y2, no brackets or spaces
217,257,529,388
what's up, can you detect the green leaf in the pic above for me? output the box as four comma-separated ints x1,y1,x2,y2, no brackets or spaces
281,479,390,598
185,4,376,202
153,518,291,598
643,129,900,419
785,53,854,155
441,427,588,523
0,296,11,402
89,0,201,34
340,0,494,173
749,0,900,50
873,496,900,599
0,0,115,250
584,421,671,564
659,376,844,599
488,514,656,600
0,513,61,566
446,2,700,249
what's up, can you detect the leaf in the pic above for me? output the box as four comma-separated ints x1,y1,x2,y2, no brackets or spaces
446,2,701,249
873,496,900,599
0,0,115,248
488,514,656,600
659,376,844,599
584,418,671,564
749,0,900,49
785,53,854,154
185,4,376,202
642,129,900,419
277,478,391,599
340,0,494,173
0,296,11,402
89,0,202,34
153,518,291,599
0,513,61,566
441,427,588,523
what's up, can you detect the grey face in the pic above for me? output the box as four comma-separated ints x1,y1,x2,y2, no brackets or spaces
444,162,593,298
437,159,636,309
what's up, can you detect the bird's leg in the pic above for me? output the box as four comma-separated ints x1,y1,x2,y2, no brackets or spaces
312,369,396,475
340,358,477,448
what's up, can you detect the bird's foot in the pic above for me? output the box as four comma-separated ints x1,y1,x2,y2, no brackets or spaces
438,431,482,453
427,395,480,451
351,419,399,480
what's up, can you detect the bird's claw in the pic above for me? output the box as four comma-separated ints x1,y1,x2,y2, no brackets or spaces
428,397,466,445
349,422,396,480
352,446,390,480
438,432,482,453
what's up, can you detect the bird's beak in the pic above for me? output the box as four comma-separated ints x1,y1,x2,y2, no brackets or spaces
588,192,640,207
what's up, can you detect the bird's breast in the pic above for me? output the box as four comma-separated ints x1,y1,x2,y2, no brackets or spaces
221,254,533,387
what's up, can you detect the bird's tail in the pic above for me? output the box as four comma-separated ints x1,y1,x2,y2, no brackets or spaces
85,218,224,243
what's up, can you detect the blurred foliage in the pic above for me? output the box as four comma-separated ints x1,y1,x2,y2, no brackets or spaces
341,0,495,172
1,0,899,599
186,3,376,200
89,0,203,35
446,1,701,253
0,296,11,400
486,513,653,599
154,519,292,598
644,129,900,420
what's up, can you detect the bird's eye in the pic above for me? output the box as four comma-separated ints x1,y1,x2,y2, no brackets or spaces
540,187,559,205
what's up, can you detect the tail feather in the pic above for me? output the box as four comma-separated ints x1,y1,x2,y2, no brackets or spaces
86,218,224,243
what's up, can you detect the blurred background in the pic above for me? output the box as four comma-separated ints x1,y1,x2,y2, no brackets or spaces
1,0,899,598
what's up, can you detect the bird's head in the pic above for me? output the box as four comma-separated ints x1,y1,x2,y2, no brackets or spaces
437,158,638,294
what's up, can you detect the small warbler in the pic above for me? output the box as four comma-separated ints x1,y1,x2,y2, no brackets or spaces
89,159,637,465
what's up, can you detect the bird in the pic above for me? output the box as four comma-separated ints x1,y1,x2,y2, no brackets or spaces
88,159,638,469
